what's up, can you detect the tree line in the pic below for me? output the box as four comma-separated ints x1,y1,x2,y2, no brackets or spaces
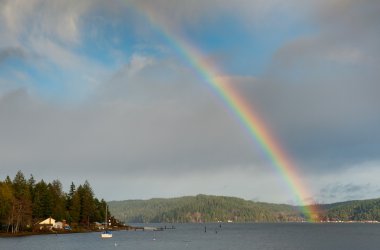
322,198,380,221
0,171,109,233
109,194,380,223
108,194,303,223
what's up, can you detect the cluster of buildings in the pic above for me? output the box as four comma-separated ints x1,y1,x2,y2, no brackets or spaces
36,217,71,231
35,217,118,232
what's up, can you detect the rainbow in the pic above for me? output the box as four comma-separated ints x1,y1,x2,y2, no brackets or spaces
127,2,318,221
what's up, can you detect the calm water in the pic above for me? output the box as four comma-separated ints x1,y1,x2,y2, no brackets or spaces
1,223,380,250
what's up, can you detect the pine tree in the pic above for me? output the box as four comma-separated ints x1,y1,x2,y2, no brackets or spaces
70,185,81,224
78,181,95,227
49,180,65,220
11,171,32,233
32,180,52,220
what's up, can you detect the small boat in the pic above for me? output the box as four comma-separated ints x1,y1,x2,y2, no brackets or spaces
101,230,112,238
101,205,112,238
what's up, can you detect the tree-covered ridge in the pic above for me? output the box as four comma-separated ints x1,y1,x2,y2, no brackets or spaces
108,194,302,223
109,195,380,223
322,198,380,221
0,171,110,233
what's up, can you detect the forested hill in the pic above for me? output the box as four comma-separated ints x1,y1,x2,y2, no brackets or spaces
320,198,380,221
108,195,380,223
108,194,302,223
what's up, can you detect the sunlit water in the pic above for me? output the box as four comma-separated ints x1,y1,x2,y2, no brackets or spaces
2,223,380,250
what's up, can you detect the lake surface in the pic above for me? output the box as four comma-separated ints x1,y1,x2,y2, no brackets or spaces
2,223,380,250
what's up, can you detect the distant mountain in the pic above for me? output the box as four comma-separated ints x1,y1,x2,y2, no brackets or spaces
108,194,305,223
109,195,380,223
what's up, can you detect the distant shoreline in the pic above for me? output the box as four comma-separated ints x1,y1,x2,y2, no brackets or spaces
0,230,95,238
2,221,380,237
0,225,141,238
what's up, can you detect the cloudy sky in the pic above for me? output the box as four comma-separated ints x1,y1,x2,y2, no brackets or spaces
1,0,379,204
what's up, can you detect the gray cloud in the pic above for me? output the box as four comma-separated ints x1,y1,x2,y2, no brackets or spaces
0,47,27,64
130,0,287,25
0,61,267,195
317,183,376,203
231,0,380,172
120,0,380,174
0,84,273,201
1,0,379,203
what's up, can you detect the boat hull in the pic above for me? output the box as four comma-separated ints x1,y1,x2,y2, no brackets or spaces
101,233,112,238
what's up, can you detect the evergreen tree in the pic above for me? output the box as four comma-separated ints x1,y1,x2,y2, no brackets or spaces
32,180,52,220
66,182,76,210
77,181,95,227
27,174,36,197
11,171,32,233
1,173,110,233
70,185,81,224
49,180,65,220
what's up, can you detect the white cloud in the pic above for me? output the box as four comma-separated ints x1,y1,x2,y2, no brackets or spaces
125,54,154,77
0,0,117,101
0,0,92,46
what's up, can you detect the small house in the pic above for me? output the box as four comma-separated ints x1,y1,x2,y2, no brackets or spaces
38,217,56,230
53,221,64,229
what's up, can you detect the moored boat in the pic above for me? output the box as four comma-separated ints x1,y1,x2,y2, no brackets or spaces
101,205,112,238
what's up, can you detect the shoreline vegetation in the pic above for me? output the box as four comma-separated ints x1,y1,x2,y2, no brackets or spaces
0,171,119,236
108,194,380,224
2,171,380,237
0,224,143,237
